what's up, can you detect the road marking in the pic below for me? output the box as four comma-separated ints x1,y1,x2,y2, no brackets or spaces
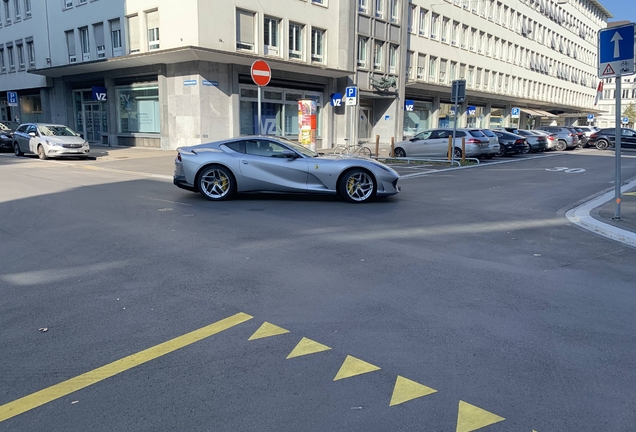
333,355,381,381
455,401,505,432
389,376,437,406
0,312,253,423
286,337,331,359
624,192,636,196
248,322,290,340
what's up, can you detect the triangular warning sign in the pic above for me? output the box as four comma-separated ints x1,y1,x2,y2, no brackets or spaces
389,376,437,406
602,64,615,75
456,401,505,432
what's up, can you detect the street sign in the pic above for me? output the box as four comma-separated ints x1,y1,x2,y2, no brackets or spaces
330,93,342,107
345,86,357,106
511,107,520,118
622,117,629,124
451,79,466,103
467,105,476,116
251,60,271,86
587,114,595,122
404,100,415,112
598,23,635,78
7,91,18,107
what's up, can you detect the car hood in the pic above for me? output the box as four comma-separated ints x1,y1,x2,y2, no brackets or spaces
43,136,85,145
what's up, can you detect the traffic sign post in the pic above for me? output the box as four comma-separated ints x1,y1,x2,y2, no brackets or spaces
622,117,629,125
587,114,595,124
7,92,18,107
251,60,272,135
598,24,635,220
345,86,358,146
450,80,466,163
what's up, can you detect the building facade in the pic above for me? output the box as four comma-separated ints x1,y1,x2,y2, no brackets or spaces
0,0,614,150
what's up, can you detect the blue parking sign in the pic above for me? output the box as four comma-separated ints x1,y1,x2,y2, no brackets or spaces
7,91,18,107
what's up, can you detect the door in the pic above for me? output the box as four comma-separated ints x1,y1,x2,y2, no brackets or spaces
26,124,40,153
404,130,434,156
358,108,373,140
14,124,29,152
83,103,101,143
239,139,309,192
429,129,454,157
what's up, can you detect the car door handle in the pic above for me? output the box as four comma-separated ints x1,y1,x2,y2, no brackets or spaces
242,160,249,164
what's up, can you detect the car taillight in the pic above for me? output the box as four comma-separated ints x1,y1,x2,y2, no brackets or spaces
466,138,481,143
177,152,182,162
590,133,597,139
514,139,525,144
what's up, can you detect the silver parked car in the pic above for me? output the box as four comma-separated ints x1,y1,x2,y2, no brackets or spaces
480,129,501,158
13,123,90,160
394,128,490,159
174,136,400,203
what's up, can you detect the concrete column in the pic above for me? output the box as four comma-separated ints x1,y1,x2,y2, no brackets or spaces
432,96,441,128
40,88,51,123
157,70,170,150
484,102,492,127
460,101,468,128
504,103,512,127
105,77,117,146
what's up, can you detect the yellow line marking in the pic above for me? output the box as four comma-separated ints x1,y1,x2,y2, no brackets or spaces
248,322,290,340
389,375,437,406
456,400,505,432
333,355,381,381
0,312,253,423
286,337,331,359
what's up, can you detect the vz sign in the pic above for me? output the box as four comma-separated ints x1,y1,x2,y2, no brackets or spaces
91,86,107,101
95,93,107,101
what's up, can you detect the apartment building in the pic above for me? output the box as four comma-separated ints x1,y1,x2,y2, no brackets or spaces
0,0,613,149
595,76,636,128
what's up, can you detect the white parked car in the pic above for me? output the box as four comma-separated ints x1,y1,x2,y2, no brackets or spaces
13,123,90,160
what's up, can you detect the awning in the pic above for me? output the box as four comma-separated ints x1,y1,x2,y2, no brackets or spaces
531,109,558,118
520,108,544,117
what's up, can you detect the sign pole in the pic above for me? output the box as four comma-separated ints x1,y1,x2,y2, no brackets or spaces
257,86,262,135
452,99,458,163
615,78,622,220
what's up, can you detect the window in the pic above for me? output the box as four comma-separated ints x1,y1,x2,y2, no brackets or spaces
476,67,482,87
245,140,290,157
78,0,86,4
375,0,383,18
127,15,140,53
26,40,34,67
461,25,468,48
64,0,72,8
24,0,31,17
236,9,255,51
450,61,456,80
441,18,449,42
94,23,105,58
390,0,399,22
468,67,474,87
439,59,447,83
406,50,414,78
419,9,428,36
289,23,303,59
311,0,325,5
16,42,24,70
451,21,459,45
373,41,383,70
110,19,122,56
7,46,14,71
311,28,325,63
428,56,436,80
65,30,76,62
357,36,367,67
146,10,159,50
408,4,416,32
13,0,20,20
4,1,11,24
431,14,439,38
0,48,5,73
116,85,160,134
389,44,397,73
79,27,90,60
417,53,425,79
359,0,368,13
264,17,280,55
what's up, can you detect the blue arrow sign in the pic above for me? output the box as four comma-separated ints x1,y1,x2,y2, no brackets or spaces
623,117,629,124
600,25,634,63
587,114,595,121
330,93,343,107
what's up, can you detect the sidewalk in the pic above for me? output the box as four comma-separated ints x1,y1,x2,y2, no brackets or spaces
566,177,636,248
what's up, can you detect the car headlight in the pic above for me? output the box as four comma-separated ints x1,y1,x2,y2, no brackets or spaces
45,140,61,146
0,134,8,139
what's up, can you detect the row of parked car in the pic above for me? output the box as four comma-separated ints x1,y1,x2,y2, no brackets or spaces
393,125,609,160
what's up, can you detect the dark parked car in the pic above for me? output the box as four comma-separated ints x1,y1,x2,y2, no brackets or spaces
493,127,520,135
493,131,528,156
588,128,636,150
0,121,19,151
573,128,588,147
517,130,547,152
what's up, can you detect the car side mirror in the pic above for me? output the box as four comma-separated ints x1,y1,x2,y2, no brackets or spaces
409,137,417,141
79,134,84,139
28,132,36,137
281,150,298,159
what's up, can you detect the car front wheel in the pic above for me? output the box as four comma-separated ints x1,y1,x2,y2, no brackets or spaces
197,165,235,201
556,140,567,151
595,140,609,151
37,145,48,160
13,142,23,156
339,169,376,203
393,147,406,158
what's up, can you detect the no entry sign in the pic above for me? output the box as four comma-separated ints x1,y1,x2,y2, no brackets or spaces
251,60,271,87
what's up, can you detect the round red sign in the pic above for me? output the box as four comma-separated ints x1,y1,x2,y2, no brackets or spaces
251,60,271,87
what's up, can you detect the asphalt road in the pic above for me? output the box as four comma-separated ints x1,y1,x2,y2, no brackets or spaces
2,149,636,432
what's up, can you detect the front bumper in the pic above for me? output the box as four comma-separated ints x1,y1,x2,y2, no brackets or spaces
47,146,90,157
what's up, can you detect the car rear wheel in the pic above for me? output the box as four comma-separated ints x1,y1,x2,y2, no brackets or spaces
496,145,506,157
37,145,48,160
448,147,462,159
393,147,406,158
13,142,23,156
595,140,609,151
197,165,235,201
556,140,567,151
339,169,376,203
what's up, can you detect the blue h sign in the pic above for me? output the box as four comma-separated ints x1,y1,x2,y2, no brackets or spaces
7,91,18,106
404,100,414,112
330,93,343,107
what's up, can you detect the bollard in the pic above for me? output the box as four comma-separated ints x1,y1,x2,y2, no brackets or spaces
375,135,380,157
390,137,395,157
461,137,466,163
447,136,452,160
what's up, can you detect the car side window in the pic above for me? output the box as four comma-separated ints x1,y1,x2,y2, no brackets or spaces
245,140,289,157
26,125,37,134
622,129,635,137
454,131,466,137
436,130,450,139
414,130,433,140
224,141,246,153
16,125,28,133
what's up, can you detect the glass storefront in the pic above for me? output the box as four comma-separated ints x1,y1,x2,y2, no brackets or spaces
239,86,322,137
403,101,432,137
438,103,457,128
19,95,43,123
466,106,485,128
73,90,108,143
116,85,160,134
489,107,506,128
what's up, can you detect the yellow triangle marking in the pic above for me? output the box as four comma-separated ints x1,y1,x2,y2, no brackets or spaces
389,375,437,406
248,322,290,341
286,337,331,359
333,355,381,381
456,401,505,432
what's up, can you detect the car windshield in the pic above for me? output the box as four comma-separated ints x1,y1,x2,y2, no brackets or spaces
0,121,19,131
468,130,486,137
276,137,318,157
38,125,79,137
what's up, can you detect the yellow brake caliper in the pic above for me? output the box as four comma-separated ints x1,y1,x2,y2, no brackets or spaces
347,177,356,195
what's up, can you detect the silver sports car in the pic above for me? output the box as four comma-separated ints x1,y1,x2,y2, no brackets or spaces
173,136,400,203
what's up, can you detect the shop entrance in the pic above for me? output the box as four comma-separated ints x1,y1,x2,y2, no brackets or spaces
358,107,373,140
74,90,108,144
